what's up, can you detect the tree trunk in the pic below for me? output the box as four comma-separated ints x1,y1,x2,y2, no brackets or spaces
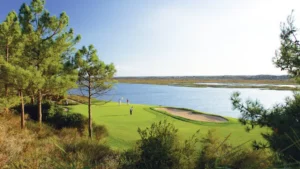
6,44,9,62
20,90,25,129
88,78,92,139
5,44,9,105
31,95,35,104
38,90,42,126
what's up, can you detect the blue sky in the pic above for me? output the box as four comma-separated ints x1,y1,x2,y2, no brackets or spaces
1,0,300,76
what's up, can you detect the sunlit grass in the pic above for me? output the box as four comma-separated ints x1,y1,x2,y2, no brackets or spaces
68,101,268,150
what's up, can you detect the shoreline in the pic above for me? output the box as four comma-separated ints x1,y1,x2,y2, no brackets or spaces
116,81,298,91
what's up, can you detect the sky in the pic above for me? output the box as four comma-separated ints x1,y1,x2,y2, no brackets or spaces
1,0,300,76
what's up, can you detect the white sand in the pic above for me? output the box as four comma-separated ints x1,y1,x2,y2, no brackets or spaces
156,107,227,123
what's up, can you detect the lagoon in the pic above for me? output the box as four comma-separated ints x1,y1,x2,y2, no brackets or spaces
69,83,293,118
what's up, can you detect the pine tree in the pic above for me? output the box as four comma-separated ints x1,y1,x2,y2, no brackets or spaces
0,60,32,128
0,11,23,113
75,45,116,138
18,0,80,125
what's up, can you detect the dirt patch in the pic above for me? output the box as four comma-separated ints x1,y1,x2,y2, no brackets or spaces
155,107,227,123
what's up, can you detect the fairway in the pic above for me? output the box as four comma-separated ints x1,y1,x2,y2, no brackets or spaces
68,102,268,150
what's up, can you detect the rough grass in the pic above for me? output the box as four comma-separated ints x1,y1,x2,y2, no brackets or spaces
67,101,268,150
0,113,118,168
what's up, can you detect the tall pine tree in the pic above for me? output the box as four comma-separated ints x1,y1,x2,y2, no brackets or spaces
0,11,23,113
75,45,116,138
18,0,80,125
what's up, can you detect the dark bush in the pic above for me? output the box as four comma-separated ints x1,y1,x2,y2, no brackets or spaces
49,111,86,134
14,102,87,134
119,149,140,169
13,102,53,121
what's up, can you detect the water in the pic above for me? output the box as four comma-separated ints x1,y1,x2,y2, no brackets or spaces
69,83,293,118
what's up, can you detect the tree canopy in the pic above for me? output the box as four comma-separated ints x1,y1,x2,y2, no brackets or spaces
0,0,116,132
231,12,300,162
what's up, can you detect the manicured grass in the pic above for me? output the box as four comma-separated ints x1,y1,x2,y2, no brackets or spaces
68,102,269,150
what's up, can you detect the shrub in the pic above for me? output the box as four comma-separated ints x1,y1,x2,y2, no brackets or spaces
0,111,115,169
119,120,199,169
49,111,86,134
26,121,56,139
54,139,119,168
119,149,140,169
93,124,109,141
13,102,53,121
56,128,81,143
0,114,56,169
14,102,87,135
195,130,273,169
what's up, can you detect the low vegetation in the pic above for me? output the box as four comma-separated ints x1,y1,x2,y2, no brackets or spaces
0,112,117,169
0,112,275,169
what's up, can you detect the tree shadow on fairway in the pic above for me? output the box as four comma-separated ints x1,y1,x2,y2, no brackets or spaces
95,105,131,108
97,114,129,117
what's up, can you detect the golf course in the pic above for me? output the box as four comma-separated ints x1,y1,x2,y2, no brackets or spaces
68,100,268,150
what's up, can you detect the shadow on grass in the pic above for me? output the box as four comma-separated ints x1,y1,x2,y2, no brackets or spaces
97,114,129,117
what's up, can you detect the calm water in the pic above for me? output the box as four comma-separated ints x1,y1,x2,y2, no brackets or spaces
69,83,293,118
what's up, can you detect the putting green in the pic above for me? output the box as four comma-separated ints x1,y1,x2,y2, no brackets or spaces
68,102,268,150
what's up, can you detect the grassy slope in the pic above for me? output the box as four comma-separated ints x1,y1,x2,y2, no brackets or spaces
68,102,268,150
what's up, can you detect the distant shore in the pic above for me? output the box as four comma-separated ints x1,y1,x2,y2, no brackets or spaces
115,75,298,90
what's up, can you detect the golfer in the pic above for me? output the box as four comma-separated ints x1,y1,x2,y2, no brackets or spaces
130,106,133,115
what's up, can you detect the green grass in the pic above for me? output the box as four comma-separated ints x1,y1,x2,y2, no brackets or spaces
67,101,269,150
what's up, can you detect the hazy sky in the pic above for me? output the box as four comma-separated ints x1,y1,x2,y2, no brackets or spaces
1,0,300,76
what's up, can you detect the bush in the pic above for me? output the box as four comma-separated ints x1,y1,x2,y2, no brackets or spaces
93,124,109,141
14,102,87,135
53,139,119,168
195,130,273,169
49,111,86,135
0,114,58,169
26,121,56,139
0,109,114,168
56,128,81,143
119,149,140,169
119,120,199,169
13,102,53,121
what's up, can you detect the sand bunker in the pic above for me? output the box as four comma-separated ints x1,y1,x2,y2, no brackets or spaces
155,107,227,123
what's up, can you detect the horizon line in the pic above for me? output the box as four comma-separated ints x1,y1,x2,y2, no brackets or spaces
115,74,289,78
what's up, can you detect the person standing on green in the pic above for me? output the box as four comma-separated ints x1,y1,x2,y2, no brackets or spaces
130,106,133,115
